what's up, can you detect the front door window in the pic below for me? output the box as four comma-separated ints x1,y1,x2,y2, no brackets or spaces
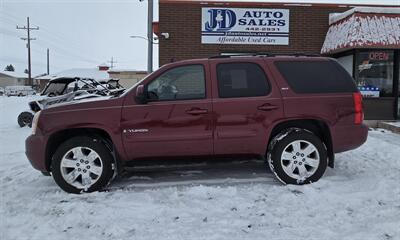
147,65,205,101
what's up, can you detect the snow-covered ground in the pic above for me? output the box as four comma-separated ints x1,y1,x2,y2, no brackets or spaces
385,121,400,128
1,96,399,240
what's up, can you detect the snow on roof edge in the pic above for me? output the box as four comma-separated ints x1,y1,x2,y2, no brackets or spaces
322,13,400,54
329,7,400,25
35,68,109,81
161,0,399,6
108,69,148,73
0,70,28,79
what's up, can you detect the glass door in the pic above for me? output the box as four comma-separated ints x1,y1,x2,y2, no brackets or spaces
355,50,395,120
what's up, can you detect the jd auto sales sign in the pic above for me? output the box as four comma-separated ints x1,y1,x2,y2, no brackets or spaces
201,8,289,45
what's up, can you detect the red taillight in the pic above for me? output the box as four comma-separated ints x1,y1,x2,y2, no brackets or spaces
353,92,364,124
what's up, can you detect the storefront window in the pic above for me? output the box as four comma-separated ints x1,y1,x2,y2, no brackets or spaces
398,59,400,118
356,51,394,98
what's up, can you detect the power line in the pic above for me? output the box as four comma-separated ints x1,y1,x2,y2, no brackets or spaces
1,11,107,63
0,13,21,25
16,17,39,85
36,37,100,64
2,11,101,65
0,28,19,37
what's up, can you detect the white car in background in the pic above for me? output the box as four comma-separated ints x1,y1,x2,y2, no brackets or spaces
4,86,36,97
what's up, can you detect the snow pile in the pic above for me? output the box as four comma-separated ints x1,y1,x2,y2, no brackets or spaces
1,96,400,240
384,121,400,127
321,10,400,54
329,7,400,24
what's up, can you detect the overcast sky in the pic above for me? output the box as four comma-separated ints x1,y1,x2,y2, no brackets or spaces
0,0,160,75
0,0,399,75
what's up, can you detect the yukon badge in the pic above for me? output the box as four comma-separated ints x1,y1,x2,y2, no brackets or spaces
123,129,149,133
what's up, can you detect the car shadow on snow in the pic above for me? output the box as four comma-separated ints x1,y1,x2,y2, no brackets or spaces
107,159,279,191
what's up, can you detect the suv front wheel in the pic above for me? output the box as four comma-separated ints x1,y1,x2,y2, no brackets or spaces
52,136,115,193
268,130,328,185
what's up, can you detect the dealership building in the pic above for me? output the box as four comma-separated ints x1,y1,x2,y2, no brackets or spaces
155,0,400,120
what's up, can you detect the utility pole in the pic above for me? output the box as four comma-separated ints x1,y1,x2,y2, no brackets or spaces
107,57,118,69
47,48,50,75
17,17,39,86
147,0,153,73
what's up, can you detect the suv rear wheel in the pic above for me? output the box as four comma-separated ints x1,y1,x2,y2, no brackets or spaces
52,136,115,193
268,130,327,184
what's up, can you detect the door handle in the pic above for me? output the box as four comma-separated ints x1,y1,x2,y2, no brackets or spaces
185,108,208,115
258,104,279,111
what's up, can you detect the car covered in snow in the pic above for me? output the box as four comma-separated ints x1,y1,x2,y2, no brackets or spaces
17,77,124,127
25,54,368,193
39,77,123,97
5,85,36,97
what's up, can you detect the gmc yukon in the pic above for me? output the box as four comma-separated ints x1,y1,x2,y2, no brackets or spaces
26,55,368,193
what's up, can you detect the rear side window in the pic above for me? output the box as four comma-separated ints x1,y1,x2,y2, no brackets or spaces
217,63,270,98
275,60,357,93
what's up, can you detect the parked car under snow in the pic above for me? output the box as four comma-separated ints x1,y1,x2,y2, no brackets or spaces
17,77,124,127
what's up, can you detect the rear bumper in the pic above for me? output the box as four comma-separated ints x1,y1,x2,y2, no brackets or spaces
25,134,48,172
331,123,368,153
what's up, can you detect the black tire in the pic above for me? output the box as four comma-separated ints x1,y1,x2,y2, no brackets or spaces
52,136,115,194
41,171,51,176
268,130,328,185
17,111,34,127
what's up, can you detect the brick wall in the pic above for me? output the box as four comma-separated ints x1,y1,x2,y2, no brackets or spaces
158,2,350,66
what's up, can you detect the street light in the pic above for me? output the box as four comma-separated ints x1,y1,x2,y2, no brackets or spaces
137,0,154,73
130,35,159,44
130,35,158,73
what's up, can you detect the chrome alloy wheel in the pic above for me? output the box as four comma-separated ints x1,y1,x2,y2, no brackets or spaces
60,147,103,190
280,140,320,180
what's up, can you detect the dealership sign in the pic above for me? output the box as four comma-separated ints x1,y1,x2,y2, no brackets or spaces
201,8,289,45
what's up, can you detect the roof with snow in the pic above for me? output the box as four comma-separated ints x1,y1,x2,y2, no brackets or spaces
160,0,398,6
36,68,109,81
108,69,148,74
321,7,400,54
0,70,28,79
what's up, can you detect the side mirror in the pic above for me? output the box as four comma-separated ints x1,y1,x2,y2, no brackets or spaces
135,84,147,104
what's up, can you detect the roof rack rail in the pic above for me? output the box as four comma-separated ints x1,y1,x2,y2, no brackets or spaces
290,52,321,57
208,52,320,59
209,52,274,59
209,55,232,59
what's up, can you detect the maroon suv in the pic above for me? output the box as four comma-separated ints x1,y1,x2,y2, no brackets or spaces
26,55,368,193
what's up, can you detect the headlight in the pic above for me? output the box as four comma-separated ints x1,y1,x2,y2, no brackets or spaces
32,111,41,135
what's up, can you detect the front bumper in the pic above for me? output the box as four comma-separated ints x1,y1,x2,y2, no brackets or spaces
25,134,48,172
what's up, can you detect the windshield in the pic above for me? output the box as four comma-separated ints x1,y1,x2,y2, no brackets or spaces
42,83,67,95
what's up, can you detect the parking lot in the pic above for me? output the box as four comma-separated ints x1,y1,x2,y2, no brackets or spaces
1,96,399,240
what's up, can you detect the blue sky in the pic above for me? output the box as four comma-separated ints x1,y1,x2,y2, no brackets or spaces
0,0,398,75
